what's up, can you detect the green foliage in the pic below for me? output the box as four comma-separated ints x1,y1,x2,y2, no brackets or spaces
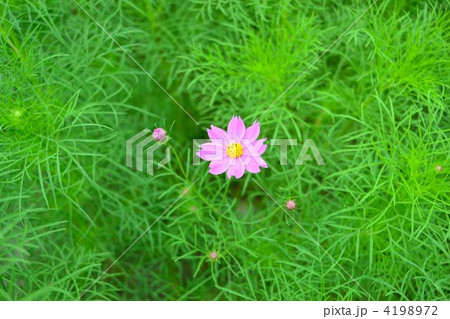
0,0,448,300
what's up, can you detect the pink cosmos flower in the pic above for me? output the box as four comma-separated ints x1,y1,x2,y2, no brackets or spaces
196,116,268,179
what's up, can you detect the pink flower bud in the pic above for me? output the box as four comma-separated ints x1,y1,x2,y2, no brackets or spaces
152,128,166,141
285,200,296,210
209,251,218,260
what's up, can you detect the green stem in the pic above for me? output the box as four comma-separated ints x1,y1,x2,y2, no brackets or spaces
170,144,217,212
170,144,187,179
220,178,232,208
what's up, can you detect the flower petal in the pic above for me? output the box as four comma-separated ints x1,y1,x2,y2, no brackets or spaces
257,144,267,154
207,125,228,141
253,138,267,155
200,141,226,152
226,164,245,179
241,138,267,158
243,122,260,142
241,155,268,172
200,142,219,151
244,161,261,173
256,156,268,168
197,149,224,161
209,159,229,175
227,116,245,139
245,154,268,167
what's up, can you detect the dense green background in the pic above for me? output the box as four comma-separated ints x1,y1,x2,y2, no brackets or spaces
1,0,449,300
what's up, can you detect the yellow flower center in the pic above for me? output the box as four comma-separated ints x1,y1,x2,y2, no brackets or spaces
226,143,243,159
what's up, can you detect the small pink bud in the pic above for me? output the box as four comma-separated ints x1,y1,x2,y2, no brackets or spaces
209,251,218,260
435,164,443,173
152,128,167,141
286,200,296,210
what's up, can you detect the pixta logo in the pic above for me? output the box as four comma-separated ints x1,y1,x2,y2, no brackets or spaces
126,129,171,175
